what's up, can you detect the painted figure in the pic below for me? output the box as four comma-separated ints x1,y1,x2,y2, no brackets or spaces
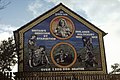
78,36,98,68
54,18,72,38
28,34,50,67
82,36,93,51
55,49,65,63
32,46,50,67
28,34,37,67
84,51,98,68
55,49,73,65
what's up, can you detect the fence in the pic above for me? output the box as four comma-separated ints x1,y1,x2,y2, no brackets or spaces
1,72,120,80
0,72,13,80
14,72,120,80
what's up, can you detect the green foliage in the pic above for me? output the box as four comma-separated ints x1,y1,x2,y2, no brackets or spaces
109,63,120,74
111,63,119,70
0,37,17,72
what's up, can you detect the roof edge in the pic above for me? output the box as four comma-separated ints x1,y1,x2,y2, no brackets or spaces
14,3,107,37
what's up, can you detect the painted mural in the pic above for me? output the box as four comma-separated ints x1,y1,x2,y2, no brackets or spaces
23,10,102,72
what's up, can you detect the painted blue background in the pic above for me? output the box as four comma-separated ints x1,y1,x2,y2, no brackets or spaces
23,10,101,71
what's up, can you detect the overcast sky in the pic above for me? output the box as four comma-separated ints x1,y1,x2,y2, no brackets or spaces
0,0,120,73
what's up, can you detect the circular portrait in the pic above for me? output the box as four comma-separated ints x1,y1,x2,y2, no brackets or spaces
50,16,75,40
51,42,77,68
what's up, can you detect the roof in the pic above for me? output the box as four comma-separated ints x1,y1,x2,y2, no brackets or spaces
14,3,107,36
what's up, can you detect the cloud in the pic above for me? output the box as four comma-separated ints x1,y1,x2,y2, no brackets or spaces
78,1,120,70
0,24,15,33
28,0,42,17
28,0,54,18
0,24,17,41
24,0,120,34
28,0,88,19
27,0,120,72
48,0,120,25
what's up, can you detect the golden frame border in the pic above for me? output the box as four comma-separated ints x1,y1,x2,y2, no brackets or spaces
50,16,75,40
18,4,107,74
50,42,77,68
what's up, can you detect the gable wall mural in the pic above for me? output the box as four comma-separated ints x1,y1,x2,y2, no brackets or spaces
14,4,107,74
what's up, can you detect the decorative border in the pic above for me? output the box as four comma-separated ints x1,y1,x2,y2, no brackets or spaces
50,42,77,68
16,4,107,74
50,16,75,40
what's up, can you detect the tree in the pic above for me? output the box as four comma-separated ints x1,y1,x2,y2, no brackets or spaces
109,63,120,74
111,63,119,71
0,0,11,10
0,37,17,72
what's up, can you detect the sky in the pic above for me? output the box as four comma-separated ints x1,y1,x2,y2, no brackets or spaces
0,0,120,73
